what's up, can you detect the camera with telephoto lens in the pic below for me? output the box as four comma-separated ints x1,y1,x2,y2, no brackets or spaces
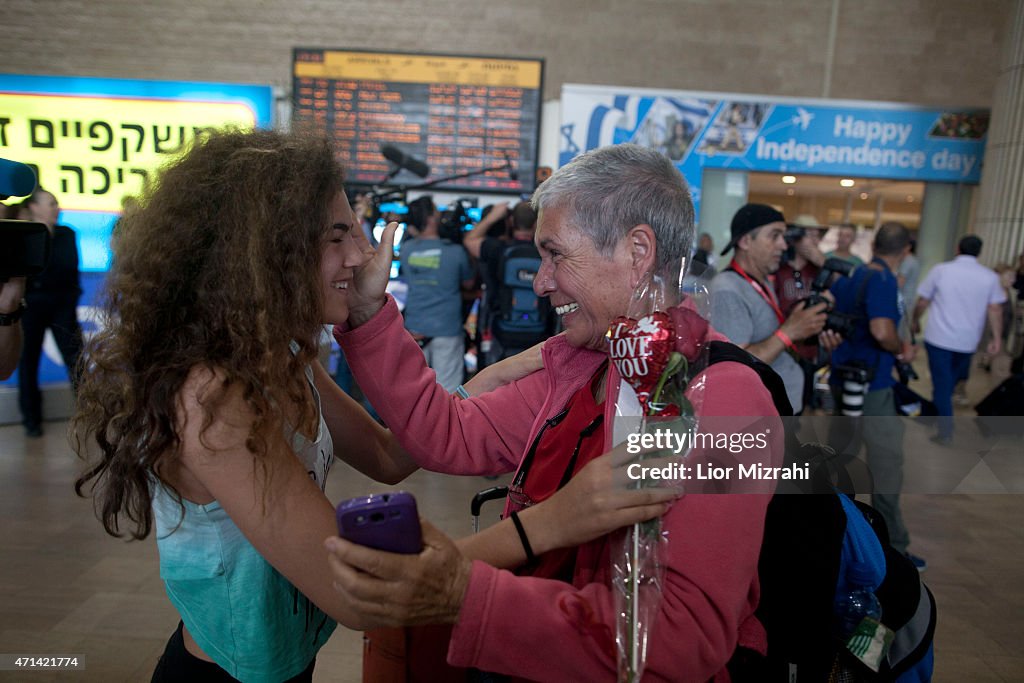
1,157,51,281
835,362,872,416
802,257,858,340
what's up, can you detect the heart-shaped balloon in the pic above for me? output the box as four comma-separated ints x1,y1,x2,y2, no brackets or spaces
607,311,675,410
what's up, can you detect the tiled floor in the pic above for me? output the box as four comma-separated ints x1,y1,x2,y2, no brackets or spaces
0,355,1021,682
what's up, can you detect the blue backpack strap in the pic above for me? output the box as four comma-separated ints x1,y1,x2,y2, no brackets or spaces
835,491,887,598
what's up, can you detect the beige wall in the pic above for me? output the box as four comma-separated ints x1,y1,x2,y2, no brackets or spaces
0,0,1013,108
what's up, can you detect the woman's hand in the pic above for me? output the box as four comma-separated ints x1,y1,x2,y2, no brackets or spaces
325,519,472,630
521,441,682,555
347,221,399,328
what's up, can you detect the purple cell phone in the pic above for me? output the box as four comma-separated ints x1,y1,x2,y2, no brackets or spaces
335,491,423,554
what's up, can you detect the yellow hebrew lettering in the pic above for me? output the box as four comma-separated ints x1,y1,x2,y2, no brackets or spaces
0,93,257,212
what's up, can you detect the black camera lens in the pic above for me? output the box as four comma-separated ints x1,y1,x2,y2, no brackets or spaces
783,226,806,245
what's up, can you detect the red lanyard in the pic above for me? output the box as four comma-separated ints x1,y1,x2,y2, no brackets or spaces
729,260,786,325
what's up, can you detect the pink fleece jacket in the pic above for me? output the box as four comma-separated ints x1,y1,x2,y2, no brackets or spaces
336,296,780,682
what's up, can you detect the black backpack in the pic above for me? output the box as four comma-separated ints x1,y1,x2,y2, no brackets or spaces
974,372,1024,437
704,341,936,682
491,242,552,349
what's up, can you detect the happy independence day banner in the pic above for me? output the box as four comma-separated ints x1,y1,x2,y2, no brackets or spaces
559,84,989,214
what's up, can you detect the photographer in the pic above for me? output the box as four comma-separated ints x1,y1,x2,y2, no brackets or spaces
774,215,831,409
774,215,826,316
711,204,838,414
827,221,926,570
0,277,26,379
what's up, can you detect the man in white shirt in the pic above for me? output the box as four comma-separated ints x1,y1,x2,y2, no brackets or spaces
912,235,1006,444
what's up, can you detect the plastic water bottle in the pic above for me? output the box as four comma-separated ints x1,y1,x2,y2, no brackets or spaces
835,562,894,672
835,562,882,642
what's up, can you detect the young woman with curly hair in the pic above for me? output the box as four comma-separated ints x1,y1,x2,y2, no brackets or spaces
72,129,672,682
73,129,394,681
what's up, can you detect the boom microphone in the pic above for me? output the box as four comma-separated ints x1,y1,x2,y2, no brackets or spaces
0,158,38,200
502,151,518,181
380,144,430,178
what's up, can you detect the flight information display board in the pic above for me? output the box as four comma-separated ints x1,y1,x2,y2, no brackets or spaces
292,48,543,194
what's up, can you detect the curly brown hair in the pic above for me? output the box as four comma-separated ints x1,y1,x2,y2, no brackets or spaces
73,129,345,540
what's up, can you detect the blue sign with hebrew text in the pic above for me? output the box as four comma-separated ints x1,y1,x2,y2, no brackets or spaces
561,84,989,215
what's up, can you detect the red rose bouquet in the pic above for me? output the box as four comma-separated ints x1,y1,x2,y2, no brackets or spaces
606,273,709,682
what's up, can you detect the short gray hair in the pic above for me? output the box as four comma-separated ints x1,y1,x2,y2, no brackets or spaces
531,144,695,279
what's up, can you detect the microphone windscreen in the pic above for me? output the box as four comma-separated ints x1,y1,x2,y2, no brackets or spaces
402,156,430,178
380,144,430,178
380,144,406,167
0,158,38,198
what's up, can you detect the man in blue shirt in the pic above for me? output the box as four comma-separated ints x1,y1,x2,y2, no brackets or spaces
829,222,926,570
400,196,474,392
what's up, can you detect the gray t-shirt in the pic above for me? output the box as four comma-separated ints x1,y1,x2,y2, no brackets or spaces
898,254,921,309
710,270,805,413
400,237,472,337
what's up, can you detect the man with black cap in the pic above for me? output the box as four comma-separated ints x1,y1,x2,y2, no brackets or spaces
710,203,829,413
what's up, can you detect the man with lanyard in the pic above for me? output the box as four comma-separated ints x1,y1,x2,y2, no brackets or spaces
710,204,830,414
828,221,926,570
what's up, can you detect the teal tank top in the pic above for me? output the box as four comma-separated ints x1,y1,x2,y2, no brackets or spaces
152,366,336,682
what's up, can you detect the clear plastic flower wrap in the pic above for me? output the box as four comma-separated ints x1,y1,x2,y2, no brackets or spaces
606,272,710,682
